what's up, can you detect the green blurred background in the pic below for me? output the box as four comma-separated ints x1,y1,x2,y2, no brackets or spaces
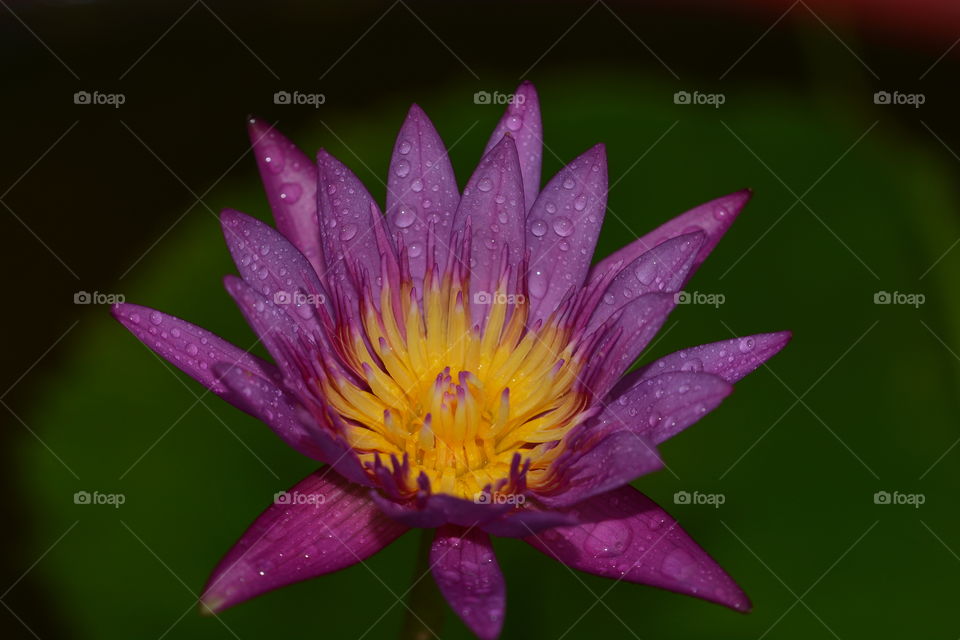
3,1,960,638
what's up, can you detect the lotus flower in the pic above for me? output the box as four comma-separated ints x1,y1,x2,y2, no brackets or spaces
113,81,789,639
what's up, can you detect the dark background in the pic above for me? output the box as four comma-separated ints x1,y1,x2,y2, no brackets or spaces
3,1,960,638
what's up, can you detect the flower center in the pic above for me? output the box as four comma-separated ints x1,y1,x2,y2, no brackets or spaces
319,254,592,500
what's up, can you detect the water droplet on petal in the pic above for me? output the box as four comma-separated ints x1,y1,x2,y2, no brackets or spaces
339,223,358,241
279,182,303,204
395,206,417,228
584,521,633,558
661,549,695,580
553,216,574,237
394,160,410,178
398,140,412,155
530,219,547,237
477,177,493,192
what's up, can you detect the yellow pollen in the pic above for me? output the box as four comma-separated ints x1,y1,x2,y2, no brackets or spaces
322,264,591,500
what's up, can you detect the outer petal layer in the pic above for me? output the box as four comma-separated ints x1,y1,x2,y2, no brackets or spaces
525,485,750,612
202,470,407,613
526,144,607,323
483,81,542,209
631,332,792,385
538,431,662,507
247,118,323,276
386,104,460,280
430,525,506,640
213,363,325,461
597,371,733,445
111,303,277,407
220,209,329,335
589,190,750,285
587,232,703,333
455,136,526,323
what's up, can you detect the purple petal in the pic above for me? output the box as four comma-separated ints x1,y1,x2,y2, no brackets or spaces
630,332,792,385
589,190,750,286
586,292,676,395
220,210,329,335
202,470,407,613
213,363,325,461
316,149,386,292
111,302,278,405
430,526,506,640
386,104,460,281
480,508,578,538
527,144,607,323
372,491,512,529
455,136,526,323
525,485,751,612
597,371,733,445
223,275,306,375
537,431,662,507
587,232,704,334
247,118,324,276
483,81,542,209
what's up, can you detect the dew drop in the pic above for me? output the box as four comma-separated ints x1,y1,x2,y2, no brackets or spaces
530,219,547,237
279,182,303,204
584,521,633,558
395,206,417,229
339,223,358,241
552,216,574,237
398,140,412,155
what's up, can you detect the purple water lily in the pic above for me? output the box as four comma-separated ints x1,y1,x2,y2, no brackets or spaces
113,81,789,639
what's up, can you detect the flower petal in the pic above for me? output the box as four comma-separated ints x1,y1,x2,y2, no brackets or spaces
316,149,386,293
597,371,733,445
202,469,407,613
587,231,704,333
589,189,750,286
585,292,676,395
630,332,792,385
386,104,460,281
527,144,607,323
479,508,578,538
483,81,542,209
247,118,324,276
525,485,751,612
372,491,512,529
430,526,506,640
538,431,662,507
454,135,526,323
220,209,329,335
111,302,278,406
212,363,325,461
